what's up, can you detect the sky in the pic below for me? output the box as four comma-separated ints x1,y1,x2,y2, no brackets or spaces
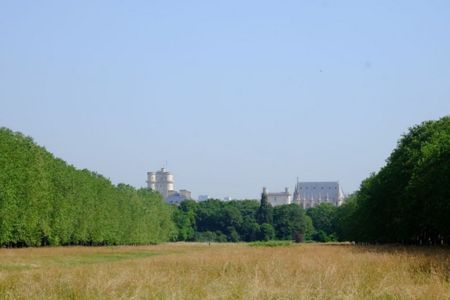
1,1,450,199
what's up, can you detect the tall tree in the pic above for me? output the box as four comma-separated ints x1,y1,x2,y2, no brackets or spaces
273,204,307,240
256,189,273,225
0,128,176,247
336,116,450,245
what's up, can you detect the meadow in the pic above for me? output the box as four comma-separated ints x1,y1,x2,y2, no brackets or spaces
0,243,449,299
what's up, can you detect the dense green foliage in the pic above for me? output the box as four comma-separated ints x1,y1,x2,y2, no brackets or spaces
306,203,338,242
309,116,450,245
0,128,175,247
173,192,312,242
3,115,448,246
339,116,450,244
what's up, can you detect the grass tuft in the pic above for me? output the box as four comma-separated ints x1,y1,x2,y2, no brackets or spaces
248,240,293,247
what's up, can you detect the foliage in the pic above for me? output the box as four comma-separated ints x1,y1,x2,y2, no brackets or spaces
0,128,175,246
256,190,273,225
306,203,338,242
273,204,307,240
248,240,292,247
173,197,310,242
335,116,450,245
6,116,447,246
304,215,314,241
259,223,275,241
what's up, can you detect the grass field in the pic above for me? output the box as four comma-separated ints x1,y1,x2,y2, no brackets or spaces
0,243,449,299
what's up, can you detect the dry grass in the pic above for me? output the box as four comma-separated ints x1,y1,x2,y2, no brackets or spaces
0,243,449,299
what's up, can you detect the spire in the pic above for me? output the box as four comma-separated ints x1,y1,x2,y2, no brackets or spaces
293,176,300,202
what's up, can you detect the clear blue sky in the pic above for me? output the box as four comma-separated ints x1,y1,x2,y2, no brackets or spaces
1,1,449,199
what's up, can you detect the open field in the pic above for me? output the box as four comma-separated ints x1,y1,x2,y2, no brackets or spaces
0,243,449,299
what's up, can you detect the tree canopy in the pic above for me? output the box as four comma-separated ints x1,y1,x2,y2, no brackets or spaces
2,115,449,246
173,191,310,242
333,116,450,245
0,128,176,246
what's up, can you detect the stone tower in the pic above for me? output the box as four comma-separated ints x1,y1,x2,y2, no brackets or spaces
146,168,174,198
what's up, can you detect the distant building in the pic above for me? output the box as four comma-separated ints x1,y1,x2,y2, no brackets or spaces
223,196,233,201
147,168,174,199
265,187,291,206
198,195,209,202
292,181,345,209
166,191,190,205
146,168,191,204
179,189,191,199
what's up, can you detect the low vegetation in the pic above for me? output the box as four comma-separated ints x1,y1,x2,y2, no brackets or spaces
0,243,449,299
248,240,292,247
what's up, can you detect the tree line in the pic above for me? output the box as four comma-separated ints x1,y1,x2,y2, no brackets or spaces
1,115,449,246
172,196,313,243
335,116,450,245
173,116,450,245
0,128,175,247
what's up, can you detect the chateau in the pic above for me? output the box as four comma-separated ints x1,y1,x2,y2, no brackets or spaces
265,187,291,206
292,181,345,208
146,168,192,204
265,180,345,208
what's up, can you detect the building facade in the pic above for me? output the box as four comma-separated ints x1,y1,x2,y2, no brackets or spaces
265,187,292,206
147,168,174,198
146,168,191,204
292,181,345,209
179,189,191,199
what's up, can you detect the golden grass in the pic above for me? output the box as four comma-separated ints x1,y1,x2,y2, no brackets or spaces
0,243,449,299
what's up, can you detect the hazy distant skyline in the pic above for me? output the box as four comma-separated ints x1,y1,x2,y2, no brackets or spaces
1,1,450,199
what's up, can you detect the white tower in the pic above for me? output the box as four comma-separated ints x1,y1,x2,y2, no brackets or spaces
147,168,174,198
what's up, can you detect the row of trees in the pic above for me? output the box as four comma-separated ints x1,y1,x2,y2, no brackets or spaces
334,116,450,245
172,192,317,243
172,195,346,243
2,115,448,246
0,128,175,247
173,117,450,245
286,116,450,245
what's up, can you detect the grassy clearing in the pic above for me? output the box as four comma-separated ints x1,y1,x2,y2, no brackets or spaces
0,243,449,299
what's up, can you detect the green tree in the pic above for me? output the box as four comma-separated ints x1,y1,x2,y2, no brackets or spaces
338,116,450,245
256,189,273,225
273,204,307,240
0,128,176,247
306,203,338,242
259,223,275,241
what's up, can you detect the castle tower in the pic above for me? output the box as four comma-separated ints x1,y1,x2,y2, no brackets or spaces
147,168,174,198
